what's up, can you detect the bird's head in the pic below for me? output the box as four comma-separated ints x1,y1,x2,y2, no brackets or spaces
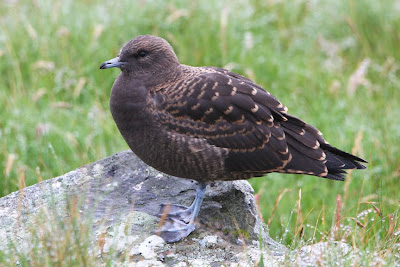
100,35,180,79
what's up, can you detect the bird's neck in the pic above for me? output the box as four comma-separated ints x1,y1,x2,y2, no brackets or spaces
122,64,182,90
110,74,152,129
110,65,184,131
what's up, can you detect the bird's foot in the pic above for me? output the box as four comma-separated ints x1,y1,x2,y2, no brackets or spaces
156,182,207,243
157,218,196,243
159,203,194,223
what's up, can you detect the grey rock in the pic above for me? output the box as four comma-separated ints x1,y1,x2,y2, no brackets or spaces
136,235,165,259
199,235,221,248
0,150,286,266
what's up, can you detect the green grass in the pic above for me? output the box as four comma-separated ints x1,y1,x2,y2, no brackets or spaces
1,0,399,264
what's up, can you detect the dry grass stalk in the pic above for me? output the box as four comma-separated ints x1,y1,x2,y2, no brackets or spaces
267,188,291,227
156,203,171,236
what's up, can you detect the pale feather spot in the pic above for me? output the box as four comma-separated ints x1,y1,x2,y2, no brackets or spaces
200,82,208,91
191,102,201,110
197,90,206,99
251,104,259,113
276,134,285,141
279,147,289,154
211,82,219,90
231,87,237,96
205,107,214,115
246,147,256,152
235,114,246,123
214,116,224,123
257,143,266,149
287,153,293,162
211,92,220,101
280,153,292,169
320,168,328,177
312,140,320,149
251,88,257,95
224,105,234,115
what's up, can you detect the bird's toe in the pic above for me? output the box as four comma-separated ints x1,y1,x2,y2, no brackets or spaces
157,222,196,243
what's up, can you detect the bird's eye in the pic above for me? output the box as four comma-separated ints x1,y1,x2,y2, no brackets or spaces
137,51,148,58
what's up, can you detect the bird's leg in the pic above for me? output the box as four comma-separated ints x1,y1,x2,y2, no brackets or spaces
159,182,206,223
158,182,207,243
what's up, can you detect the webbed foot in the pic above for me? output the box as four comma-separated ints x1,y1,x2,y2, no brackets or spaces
156,182,207,243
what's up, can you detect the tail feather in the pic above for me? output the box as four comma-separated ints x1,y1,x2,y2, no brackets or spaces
279,115,367,181
321,143,367,169
321,143,366,180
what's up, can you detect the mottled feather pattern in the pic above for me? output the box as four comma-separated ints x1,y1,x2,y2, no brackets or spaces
150,65,365,181
151,66,302,180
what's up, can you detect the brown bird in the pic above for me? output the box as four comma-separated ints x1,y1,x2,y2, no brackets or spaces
100,35,366,242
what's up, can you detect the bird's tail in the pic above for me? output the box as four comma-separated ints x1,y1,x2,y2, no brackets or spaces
278,114,367,181
319,143,366,180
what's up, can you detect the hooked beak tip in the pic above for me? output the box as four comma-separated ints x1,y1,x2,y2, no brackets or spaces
99,62,108,69
100,56,125,69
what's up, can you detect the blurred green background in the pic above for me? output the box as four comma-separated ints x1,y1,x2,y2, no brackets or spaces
1,0,399,250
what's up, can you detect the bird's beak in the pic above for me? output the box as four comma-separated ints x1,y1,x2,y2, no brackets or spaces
100,57,126,69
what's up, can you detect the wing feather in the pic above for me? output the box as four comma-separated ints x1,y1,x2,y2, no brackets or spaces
153,68,291,177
